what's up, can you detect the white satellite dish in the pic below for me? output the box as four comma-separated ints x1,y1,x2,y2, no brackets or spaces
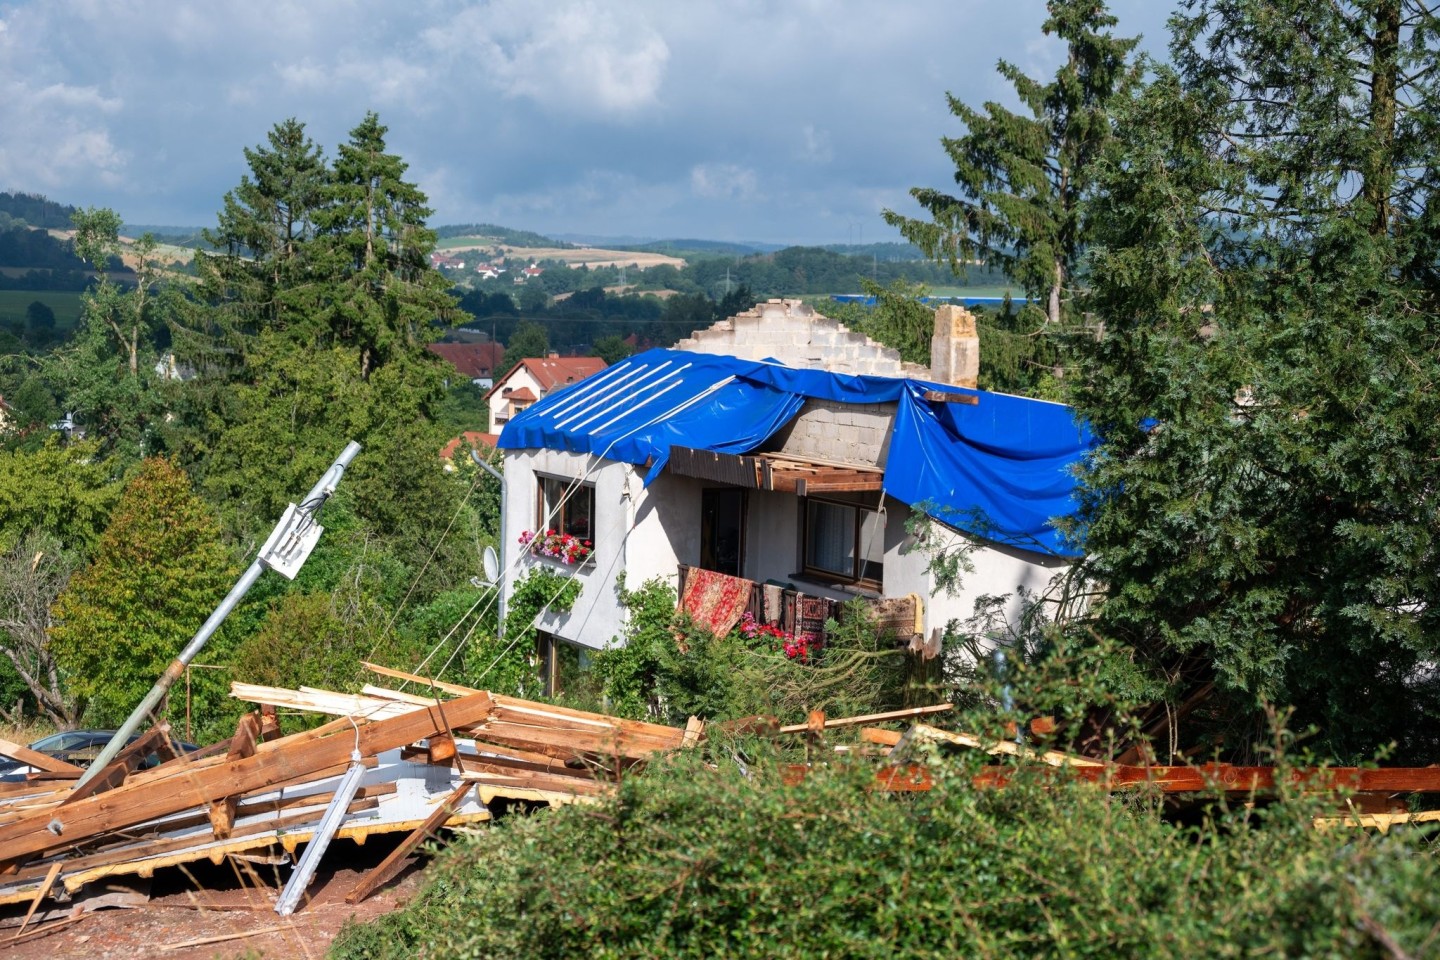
483,545,499,584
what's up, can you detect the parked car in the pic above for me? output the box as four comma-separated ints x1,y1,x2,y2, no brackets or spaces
0,729,199,780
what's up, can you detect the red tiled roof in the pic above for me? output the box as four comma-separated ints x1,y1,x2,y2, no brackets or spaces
428,342,505,379
503,387,538,402
440,431,500,460
517,356,606,391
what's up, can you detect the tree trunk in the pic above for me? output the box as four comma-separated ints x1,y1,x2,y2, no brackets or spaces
1049,259,1063,326
1364,0,1400,236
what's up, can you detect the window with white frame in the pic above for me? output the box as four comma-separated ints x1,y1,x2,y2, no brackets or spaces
801,497,884,586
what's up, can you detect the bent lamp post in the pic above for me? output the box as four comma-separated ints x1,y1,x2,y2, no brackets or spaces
75,441,363,790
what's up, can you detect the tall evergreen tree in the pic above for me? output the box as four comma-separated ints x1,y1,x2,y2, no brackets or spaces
1069,0,1440,761
196,119,328,337
314,112,456,380
885,0,1138,326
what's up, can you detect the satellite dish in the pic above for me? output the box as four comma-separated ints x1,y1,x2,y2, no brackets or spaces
483,546,499,585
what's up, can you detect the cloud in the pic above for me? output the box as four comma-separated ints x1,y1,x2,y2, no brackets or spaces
425,1,670,116
0,0,1181,240
690,163,759,202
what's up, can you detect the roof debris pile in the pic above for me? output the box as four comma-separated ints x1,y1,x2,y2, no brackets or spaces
0,663,695,926
6,669,1440,942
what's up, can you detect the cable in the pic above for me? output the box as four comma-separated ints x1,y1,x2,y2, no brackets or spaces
367,458,488,661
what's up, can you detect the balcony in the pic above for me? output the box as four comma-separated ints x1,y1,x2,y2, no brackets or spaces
676,563,920,646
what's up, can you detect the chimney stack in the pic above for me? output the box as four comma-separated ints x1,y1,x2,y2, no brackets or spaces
930,304,979,389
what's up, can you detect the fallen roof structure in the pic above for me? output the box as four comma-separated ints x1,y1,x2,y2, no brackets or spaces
0,669,696,915
6,673,1437,933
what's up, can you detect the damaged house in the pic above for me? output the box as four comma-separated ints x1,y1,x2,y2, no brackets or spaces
496,300,1094,686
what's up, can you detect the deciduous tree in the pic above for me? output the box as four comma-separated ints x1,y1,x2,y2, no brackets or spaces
49,457,233,726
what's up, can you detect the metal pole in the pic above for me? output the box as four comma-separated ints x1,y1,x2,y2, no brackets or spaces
274,750,367,916
76,441,362,788
470,449,506,633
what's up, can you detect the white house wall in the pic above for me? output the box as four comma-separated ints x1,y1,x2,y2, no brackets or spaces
502,449,702,652
501,448,1073,655
885,508,1073,647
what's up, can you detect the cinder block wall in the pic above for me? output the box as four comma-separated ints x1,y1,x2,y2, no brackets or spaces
675,299,932,379
766,399,895,468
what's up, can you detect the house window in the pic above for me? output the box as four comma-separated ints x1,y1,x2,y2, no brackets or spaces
536,475,595,545
537,632,599,699
801,497,884,586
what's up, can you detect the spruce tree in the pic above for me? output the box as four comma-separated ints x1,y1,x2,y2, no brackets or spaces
1070,0,1440,761
314,112,456,380
196,118,329,337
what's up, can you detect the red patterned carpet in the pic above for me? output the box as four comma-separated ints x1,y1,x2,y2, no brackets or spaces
680,568,754,637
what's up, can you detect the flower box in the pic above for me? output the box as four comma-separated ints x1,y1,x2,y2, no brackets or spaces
518,529,592,565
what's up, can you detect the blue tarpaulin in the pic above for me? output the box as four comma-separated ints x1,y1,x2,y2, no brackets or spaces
498,348,1093,557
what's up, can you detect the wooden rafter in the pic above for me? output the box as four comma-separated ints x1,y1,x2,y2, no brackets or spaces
666,445,884,495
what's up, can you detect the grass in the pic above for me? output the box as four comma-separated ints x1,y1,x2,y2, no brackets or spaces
0,717,56,747
0,290,84,332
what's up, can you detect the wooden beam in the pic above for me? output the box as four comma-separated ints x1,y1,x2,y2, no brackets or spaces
894,724,1104,768
210,712,261,840
777,703,953,734
860,727,903,747
923,389,980,405
12,861,61,938
61,724,174,804
0,738,83,776
0,691,495,864
361,662,479,697
345,782,474,905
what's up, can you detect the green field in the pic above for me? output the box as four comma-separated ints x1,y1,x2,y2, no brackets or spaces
0,290,84,331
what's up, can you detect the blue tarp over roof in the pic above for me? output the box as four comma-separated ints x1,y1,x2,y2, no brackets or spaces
498,348,1093,557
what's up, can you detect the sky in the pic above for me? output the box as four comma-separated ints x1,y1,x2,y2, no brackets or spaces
0,1,1179,247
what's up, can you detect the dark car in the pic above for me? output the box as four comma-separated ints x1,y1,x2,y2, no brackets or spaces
0,730,199,780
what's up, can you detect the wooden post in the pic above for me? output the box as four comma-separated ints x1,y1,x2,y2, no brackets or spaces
345,782,475,905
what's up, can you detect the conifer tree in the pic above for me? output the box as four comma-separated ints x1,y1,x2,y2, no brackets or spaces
197,118,328,336
884,0,1139,325
1070,0,1440,760
314,112,456,380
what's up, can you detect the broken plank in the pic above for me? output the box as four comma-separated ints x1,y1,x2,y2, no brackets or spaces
897,724,1103,768
158,925,289,953
345,782,474,905
12,861,61,938
210,712,262,839
777,703,953,734
62,724,173,805
860,727,903,747
362,661,479,697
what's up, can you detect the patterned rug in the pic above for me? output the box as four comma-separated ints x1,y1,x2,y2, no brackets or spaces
797,595,835,642
680,568,755,637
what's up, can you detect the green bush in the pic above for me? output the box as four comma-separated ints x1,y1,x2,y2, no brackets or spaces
590,580,914,726
330,748,1440,959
